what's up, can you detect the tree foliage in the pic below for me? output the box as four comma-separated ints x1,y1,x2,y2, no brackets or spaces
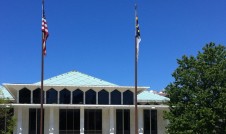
0,91,16,134
164,43,226,134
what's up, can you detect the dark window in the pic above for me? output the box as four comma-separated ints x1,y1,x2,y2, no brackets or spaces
29,109,44,134
33,88,45,104
116,110,123,134
59,109,80,134
124,110,130,134
143,109,158,134
123,90,134,105
98,89,109,105
46,88,58,104
116,109,130,134
19,88,31,103
85,89,96,104
143,110,150,134
111,90,121,105
151,110,157,134
60,89,71,104
84,109,102,134
73,89,83,104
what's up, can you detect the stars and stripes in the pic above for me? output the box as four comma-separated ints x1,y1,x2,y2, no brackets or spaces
42,16,49,56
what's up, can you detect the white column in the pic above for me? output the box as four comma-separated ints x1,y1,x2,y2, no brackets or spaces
17,107,23,134
109,108,115,134
17,90,19,103
102,109,109,134
80,107,84,134
130,109,135,134
83,92,86,104
96,92,98,104
49,107,55,134
31,90,33,104
109,92,111,104
121,92,123,105
138,108,143,134
57,91,60,104
157,109,167,134
70,91,73,104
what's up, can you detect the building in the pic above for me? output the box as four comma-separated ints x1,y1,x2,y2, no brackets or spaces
1,70,169,134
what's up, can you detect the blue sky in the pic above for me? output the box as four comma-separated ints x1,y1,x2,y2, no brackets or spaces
0,0,226,91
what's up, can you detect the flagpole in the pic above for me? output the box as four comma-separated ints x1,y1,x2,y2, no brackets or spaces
135,35,138,134
134,4,138,134
134,4,139,134
40,0,44,134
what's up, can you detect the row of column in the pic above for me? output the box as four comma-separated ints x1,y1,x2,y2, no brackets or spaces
15,107,166,134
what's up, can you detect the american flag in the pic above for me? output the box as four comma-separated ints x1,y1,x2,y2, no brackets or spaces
42,16,49,56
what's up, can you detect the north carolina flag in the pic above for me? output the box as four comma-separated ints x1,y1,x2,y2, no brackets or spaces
135,6,141,60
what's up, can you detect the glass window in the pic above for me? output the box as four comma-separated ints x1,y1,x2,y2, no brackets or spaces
123,90,134,105
151,110,157,134
143,109,158,134
19,88,31,103
84,109,102,134
29,108,44,134
33,88,45,104
73,89,83,104
59,109,80,134
98,89,109,105
85,89,96,104
116,110,123,134
60,89,71,104
46,88,58,104
111,90,121,105
116,109,130,134
143,110,150,134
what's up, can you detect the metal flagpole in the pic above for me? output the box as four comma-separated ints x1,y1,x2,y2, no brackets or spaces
134,4,138,134
135,29,138,134
40,0,45,133
134,3,140,134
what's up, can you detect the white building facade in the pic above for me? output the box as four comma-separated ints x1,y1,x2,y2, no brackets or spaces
2,70,169,134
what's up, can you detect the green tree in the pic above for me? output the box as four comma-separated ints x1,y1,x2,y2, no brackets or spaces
164,43,226,134
0,90,16,134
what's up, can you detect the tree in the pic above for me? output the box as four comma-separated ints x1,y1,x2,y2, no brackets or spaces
164,43,226,134
0,90,15,134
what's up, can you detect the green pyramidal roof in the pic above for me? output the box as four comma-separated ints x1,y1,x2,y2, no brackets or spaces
34,70,118,86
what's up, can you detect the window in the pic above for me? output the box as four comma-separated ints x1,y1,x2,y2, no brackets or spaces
116,109,130,134
85,89,96,104
151,110,157,134
29,109,44,134
46,88,58,104
73,89,83,104
98,89,109,105
60,89,71,104
19,88,31,103
59,109,80,134
111,90,121,105
33,88,44,104
143,110,150,134
123,90,133,105
143,110,158,134
84,109,102,134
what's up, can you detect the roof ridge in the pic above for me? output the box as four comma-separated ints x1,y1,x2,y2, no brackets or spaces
34,70,118,86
